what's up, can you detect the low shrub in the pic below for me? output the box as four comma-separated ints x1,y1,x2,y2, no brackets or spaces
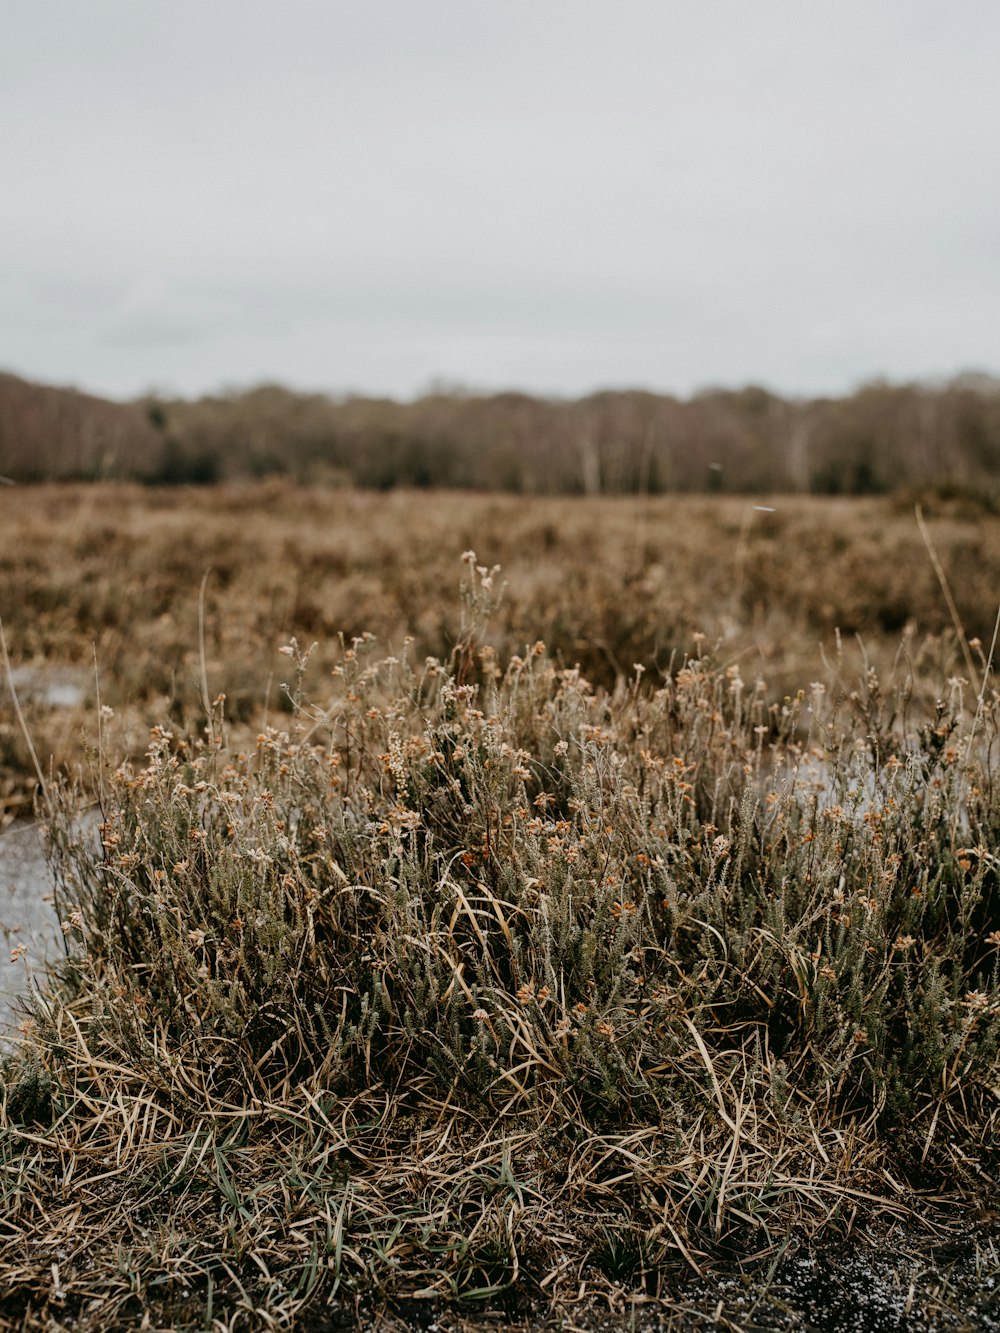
2,558,997,1327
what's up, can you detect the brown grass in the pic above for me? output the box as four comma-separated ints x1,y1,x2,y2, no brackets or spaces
0,499,998,1329
3,481,999,823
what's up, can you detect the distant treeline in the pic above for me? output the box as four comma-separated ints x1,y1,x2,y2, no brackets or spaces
3,368,1000,495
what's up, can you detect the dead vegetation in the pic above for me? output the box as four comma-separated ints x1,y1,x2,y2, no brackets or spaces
3,481,1000,822
0,528,998,1328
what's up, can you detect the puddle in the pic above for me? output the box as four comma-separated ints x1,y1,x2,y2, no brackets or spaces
0,821,67,1041
6,665,88,710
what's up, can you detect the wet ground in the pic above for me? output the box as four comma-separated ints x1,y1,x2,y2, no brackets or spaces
675,1226,1000,1331
0,819,64,1042
1,659,93,1037
6,665,87,711
348,1224,999,1332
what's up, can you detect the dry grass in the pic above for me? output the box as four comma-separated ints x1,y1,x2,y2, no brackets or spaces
3,481,1000,823
0,529,998,1329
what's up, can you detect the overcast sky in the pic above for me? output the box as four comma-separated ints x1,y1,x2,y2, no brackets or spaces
3,2,999,401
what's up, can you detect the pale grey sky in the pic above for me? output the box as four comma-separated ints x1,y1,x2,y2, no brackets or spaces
2,2,999,400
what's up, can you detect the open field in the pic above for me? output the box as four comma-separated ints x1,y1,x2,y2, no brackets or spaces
3,482,1000,822
0,484,999,1329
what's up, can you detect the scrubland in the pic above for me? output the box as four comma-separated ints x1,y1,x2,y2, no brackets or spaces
3,482,1000,821
0,483,998,1330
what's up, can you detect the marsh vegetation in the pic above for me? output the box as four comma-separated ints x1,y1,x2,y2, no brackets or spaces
0,485,998,1329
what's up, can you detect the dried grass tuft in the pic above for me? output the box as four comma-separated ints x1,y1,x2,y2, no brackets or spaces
1,555,998,1328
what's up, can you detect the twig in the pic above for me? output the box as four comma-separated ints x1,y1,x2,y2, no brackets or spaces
94,642,106,813
199,568,215,745
965,601,1000,765
915,504,979,691
0,613,51,816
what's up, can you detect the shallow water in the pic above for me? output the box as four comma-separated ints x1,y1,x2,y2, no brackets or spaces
6,664,88,710
0,821,64,1041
